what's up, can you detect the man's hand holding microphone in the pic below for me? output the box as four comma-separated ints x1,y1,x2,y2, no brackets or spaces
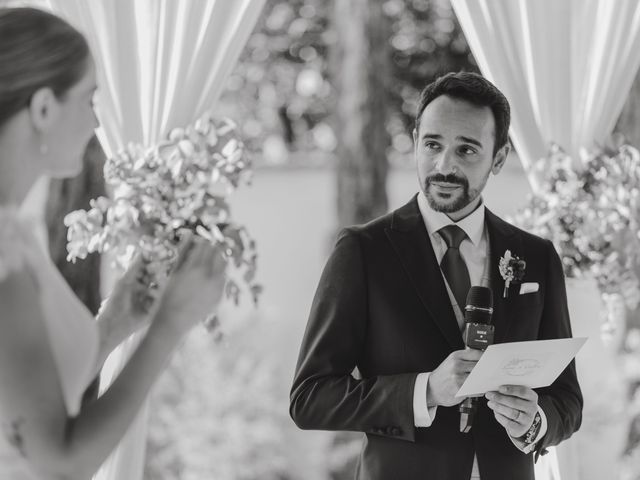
427,348,484,408
426,286,540,438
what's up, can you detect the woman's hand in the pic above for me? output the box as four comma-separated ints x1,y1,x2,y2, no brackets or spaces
95,255,163,365
153,234,227,336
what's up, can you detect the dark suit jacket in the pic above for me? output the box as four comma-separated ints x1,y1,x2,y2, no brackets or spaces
290,196,583,480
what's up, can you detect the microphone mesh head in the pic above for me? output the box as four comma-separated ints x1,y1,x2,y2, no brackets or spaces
465,286,493,310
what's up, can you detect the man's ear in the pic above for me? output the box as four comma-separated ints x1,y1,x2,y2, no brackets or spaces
28,87,58,133
491,143,510,175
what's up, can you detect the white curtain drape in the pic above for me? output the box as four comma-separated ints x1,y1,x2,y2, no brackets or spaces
46,0,265,157
450,0,640,192
41,1,265,479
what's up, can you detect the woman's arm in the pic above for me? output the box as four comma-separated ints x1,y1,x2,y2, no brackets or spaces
0,239,225,480
92,257,165,377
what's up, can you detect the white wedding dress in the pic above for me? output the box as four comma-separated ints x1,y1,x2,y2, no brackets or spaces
0,206,99,479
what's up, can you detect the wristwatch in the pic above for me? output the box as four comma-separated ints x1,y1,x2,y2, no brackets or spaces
520,411,542,445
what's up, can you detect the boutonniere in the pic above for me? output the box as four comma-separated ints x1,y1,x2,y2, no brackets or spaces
499,250,526,298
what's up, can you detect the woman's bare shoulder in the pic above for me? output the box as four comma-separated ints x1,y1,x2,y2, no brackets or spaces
0,207,43,350
0,216,60,403
0,208,31,283
0,266,45,356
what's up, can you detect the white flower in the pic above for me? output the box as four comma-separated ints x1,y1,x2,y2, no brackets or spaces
196,224,225,244
221,139,239,158
178,139,195,158
499,250,526,298
499,250,514,282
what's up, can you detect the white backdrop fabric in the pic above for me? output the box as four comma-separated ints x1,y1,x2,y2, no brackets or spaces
47,0,265,156
451,0,640,192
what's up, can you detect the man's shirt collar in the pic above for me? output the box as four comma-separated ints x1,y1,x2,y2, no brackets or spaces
417,191,485,246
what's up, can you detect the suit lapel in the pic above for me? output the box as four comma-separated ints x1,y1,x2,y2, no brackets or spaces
485,209,523,344
385,196,464,350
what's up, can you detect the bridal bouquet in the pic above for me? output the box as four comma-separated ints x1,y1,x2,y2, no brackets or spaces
64,112,260,325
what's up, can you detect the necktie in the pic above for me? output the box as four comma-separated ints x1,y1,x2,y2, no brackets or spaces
438,225,471,311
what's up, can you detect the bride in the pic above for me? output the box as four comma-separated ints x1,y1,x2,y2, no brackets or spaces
0,7,227,479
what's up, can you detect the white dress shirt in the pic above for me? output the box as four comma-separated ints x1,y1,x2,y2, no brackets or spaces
412,192,547,478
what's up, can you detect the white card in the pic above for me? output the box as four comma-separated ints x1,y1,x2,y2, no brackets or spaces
455,337,587,397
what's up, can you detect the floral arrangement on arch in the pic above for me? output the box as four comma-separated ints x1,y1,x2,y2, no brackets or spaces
64,112,261,327
512,141,640,478
511,141,640,337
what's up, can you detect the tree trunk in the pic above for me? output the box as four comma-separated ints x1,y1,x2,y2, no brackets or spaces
332,0,392,227
45,135,106,315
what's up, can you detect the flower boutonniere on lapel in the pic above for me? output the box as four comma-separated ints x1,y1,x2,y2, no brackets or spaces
499,250,526,298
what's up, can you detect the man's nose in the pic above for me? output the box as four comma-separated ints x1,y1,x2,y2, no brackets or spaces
434,147,457,174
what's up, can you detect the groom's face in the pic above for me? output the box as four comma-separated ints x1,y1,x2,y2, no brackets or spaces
414,95,507,216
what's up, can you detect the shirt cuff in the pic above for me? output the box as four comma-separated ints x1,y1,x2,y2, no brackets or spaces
413,372,438,427
510,405,548,454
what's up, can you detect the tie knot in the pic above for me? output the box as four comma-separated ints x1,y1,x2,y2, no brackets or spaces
439,225,467,249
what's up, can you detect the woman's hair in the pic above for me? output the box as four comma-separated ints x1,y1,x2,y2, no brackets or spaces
0,7,90,127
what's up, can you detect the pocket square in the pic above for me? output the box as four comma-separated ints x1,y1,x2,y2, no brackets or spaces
519,282,539,295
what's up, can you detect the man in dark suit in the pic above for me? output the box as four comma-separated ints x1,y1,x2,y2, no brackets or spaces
289,72,582,480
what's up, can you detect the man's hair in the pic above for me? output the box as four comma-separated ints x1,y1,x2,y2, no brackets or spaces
415,71,510,155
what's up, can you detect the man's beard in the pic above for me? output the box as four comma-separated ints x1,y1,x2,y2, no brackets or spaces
424,173,481,213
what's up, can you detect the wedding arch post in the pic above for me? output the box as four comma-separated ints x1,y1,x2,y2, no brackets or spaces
449,1,640,479
40,1,266,479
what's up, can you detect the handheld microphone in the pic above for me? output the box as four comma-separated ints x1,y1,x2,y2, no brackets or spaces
459,286,494,433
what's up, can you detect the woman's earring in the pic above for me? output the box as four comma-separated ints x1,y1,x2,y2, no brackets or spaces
40,143,49,155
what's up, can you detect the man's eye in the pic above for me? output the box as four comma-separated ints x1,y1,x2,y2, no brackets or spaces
424,142,440,150
460,146,477,155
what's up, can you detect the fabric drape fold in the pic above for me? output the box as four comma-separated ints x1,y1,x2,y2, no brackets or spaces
451,0,640,191
47,0,265,155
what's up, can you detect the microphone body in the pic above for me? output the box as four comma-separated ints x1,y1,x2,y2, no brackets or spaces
459,286,494,433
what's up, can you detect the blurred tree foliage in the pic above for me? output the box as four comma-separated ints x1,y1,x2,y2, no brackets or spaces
219,0,477,166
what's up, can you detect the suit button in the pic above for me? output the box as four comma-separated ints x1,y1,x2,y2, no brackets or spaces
390,427,402,436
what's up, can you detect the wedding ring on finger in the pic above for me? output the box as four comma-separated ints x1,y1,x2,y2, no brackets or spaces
514,410,521,422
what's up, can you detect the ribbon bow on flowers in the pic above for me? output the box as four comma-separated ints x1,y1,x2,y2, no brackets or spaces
64,112,261,331
498,250,526,298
